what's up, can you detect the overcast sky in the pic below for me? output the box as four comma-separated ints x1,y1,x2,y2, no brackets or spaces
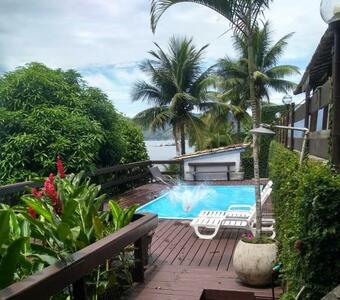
0,0,327,117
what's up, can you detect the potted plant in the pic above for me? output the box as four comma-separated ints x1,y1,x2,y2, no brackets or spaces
232,232,277,286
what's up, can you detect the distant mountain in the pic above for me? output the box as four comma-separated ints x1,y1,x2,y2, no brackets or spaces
143,126,173,140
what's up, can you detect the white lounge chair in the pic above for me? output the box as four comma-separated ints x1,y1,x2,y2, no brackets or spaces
190,187,274,240
198,182,273,220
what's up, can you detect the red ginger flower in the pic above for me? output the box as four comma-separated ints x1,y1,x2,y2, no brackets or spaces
32,188,44,198
44,173,63,215
28,207,37,218
56,155,65,178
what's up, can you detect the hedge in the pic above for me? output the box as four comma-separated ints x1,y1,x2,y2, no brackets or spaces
268,141,340,300
242,104,287,179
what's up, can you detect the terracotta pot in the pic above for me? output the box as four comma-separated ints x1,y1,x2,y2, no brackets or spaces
232,240,277,287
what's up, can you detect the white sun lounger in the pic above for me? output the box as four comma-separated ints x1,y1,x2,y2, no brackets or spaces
190,186,274,240
198,182,273,220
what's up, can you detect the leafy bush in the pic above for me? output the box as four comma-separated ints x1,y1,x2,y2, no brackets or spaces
0,159,139,298
241,144,269,179
0,62,148,184
269,141,340,299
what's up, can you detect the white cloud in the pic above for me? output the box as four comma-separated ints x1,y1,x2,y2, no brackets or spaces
0,0,328,116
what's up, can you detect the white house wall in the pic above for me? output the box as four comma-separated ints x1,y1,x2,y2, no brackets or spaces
183,150,244,181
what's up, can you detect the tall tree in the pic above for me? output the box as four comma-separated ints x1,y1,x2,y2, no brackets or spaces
132,36,213,155
0,63,148,184
150,0,272,237
217,22,299,112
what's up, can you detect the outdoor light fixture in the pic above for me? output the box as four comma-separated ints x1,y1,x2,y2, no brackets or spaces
320,0,340,24
250,124,309,165
282,94,293,105
250,126,275,135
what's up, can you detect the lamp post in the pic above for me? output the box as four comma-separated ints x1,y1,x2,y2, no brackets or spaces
250,124,309,165
282,95,293,106
321,0,340,168
282,95,293,146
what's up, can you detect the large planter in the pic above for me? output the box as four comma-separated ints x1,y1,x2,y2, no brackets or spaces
232,240,277,287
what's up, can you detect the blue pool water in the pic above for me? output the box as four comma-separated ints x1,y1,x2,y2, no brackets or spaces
137,185,257,219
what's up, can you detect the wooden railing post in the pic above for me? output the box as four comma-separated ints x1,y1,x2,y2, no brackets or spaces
133,235,148,283
73,278,88,300
305,95,311,129
290,103,295,150
285,114,289,147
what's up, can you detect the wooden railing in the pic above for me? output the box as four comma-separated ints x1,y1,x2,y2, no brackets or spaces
0,160,182,205
0,213,158,300
277,79,332,160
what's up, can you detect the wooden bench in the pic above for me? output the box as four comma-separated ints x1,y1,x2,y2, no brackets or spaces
188,162,236,181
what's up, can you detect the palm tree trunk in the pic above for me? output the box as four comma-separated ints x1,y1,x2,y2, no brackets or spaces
247,30,262,239
180,123,186,155
236,118,241,136
173,126,180,156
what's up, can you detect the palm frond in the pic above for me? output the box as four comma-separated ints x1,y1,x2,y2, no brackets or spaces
131,81,163,104
266,65,300,78
263,32,295,68
150,0,272,36
133,106,172,131
268,79,297,94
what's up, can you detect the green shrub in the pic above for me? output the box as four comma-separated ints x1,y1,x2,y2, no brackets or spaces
0,161,139,298
241,139,271,179
241,155,254,180
241,104,288,180
269,141,340,299
0,63,148,184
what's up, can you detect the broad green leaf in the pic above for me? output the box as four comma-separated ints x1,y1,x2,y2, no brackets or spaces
30,244,60,258
21,196,53,223
0,237,29,289
57,223,73,243
61,199,78,222
30,254,59,266
9,209,21,239
93,216,105,239
70,226,81,241
0,210,10,246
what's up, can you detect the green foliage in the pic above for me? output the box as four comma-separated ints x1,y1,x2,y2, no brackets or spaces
217,22,299,104
119,117,149,164
0,62,148,184
0,169,140,298
0,106,104,183
132,36,214,155
269,141,340,299
108,200,138,232
23,172,106,255
0,204,45,289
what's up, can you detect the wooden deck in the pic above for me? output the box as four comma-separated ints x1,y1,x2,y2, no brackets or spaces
120,182,280,300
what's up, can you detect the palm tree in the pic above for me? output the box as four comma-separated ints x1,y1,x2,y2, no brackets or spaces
132,36,213,155
150,0,272,237
217,22,299,117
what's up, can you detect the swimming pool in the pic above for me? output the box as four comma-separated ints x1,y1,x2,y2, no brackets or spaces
137,185,257,219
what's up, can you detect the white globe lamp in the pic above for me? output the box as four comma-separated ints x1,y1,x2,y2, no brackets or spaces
321,0,340,24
